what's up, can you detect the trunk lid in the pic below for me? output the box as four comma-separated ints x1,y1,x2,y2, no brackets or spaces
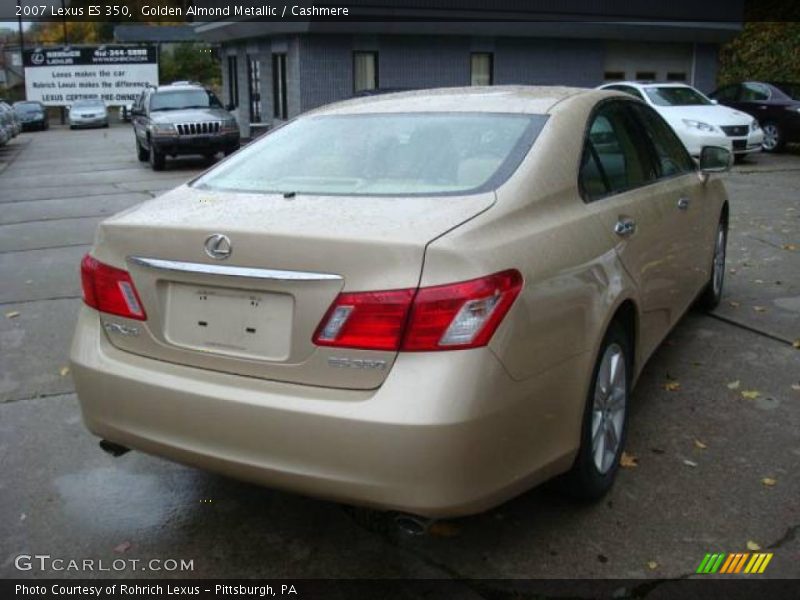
92,184,494,389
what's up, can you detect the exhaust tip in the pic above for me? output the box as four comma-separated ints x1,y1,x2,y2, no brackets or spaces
393,513,433,536
99,440,130,457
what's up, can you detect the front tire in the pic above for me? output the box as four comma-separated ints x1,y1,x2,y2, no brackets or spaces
698,219,727,310
149,144,165,171
563,321,631,500
761,122,785,153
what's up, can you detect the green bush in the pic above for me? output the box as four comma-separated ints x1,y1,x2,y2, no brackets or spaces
718,22,800,85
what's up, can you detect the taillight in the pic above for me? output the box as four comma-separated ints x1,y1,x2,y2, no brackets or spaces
312,289,415,351
312,270,522,352
80,254,147,321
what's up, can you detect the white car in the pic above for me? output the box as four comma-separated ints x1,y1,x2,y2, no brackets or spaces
68,99,109,129
598,82,763,159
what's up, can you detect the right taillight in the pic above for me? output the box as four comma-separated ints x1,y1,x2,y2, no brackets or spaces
80,254,146,321
312,270,522,352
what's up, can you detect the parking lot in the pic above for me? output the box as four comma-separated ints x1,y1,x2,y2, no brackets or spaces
1,122,798,583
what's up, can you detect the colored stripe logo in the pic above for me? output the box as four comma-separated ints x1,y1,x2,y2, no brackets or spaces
696,552,773,574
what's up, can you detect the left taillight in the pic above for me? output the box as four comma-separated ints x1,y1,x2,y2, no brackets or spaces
80,254,146,321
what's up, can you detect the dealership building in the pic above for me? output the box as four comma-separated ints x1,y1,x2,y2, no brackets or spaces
192,1,743,138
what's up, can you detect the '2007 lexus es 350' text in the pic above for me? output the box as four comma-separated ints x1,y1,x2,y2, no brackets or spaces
71,86,732,518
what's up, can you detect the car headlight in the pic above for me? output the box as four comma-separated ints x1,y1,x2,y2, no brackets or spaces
750,119,760,132
682,119,717,133
221,119,238,132
151,123,176,134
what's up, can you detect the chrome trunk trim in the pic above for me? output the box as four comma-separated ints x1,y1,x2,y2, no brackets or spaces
128,256,342,282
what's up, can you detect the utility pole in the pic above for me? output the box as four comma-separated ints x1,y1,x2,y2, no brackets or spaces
17,0,25,98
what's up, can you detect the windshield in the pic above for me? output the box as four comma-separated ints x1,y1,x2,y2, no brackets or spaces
193,112,547,196
644,87,713,107
14,102,43,114
151,89,222,111
73,100,105,109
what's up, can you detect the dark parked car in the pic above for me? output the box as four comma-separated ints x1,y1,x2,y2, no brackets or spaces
13,101,49,131
131,82,240,171
709,82,800,152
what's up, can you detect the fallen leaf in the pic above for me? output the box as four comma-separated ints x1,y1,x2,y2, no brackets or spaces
597,553,609,563
647,561,659,570
741,390,761,400
5,311,20,319
728,301,740,308
753,306,767,313
20,513,26,522
782,244,797,251
620,452,638,468
59,366,70,377
793,339,800,349
792,383,800,392
746,541,761,551
663,381,681,392
113,541,132,554
754,279,764,284
683,459,698,468
761,477,777,487
728,268,737,274
694,439,708,450
428,521,460,538
727,380,741,390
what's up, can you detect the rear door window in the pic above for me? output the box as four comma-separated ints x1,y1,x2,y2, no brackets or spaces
579,102,657,201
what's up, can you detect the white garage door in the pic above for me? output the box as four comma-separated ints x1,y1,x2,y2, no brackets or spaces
604,41,694,85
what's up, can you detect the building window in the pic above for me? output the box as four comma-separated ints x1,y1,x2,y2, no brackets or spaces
635,71,656,82
247,56,262,123
603,71,625,82
227,55,239,108
666,72,687,82
353,51,378,93
272,53,287,120
470,53,493,86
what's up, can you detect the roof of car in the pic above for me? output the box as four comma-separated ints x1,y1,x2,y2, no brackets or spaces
155,84,204,93
601,81,694,89
307,85,592,116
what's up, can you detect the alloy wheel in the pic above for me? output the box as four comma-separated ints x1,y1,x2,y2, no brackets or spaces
762,124,780,151
591,343,627,474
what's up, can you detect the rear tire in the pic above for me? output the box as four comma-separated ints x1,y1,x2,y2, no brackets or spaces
698,218,727,311
136,139,149,162
149,145,165,171
761,122,785,153
562,320,631,501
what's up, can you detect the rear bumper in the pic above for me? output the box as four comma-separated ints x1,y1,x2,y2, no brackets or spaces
70,306,585,517
152,132,240,156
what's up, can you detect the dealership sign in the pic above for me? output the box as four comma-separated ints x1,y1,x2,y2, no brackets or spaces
23,45,158,107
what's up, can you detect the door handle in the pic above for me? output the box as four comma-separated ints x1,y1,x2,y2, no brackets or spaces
677,197,690,210
614,217,636,237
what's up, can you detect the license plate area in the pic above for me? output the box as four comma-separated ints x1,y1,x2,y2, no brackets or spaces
164,283,293,361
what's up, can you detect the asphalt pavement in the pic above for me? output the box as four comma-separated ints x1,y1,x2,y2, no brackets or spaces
0,123,798,584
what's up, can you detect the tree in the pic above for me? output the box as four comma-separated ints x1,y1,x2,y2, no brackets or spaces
718,22,800,85
159,43,219,88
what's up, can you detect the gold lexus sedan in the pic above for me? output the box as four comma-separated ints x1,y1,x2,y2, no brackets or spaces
71,86,732,518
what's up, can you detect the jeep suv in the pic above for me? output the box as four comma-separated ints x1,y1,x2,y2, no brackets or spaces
131,83,240,170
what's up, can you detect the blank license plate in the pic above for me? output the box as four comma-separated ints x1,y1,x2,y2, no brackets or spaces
164,283,293,360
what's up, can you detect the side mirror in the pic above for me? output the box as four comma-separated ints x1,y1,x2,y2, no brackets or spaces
699,146,732,174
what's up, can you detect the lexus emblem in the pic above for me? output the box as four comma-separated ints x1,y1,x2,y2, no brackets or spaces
31,52,45,65
204,233,232,260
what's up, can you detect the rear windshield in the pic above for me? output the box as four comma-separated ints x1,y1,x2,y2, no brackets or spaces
772,82,800,100
644,87,712,106
193,112,547,196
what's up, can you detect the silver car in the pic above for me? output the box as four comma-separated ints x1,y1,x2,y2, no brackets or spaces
69,99,109,129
